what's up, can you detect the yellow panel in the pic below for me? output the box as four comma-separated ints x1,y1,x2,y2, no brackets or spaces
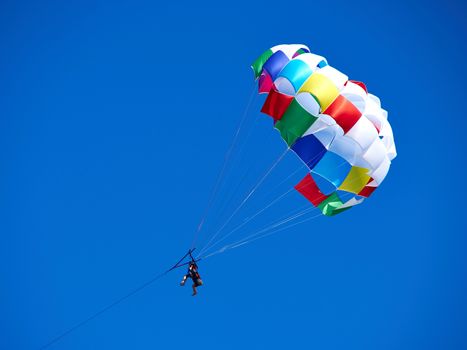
298,73,339,111
338,166,371,194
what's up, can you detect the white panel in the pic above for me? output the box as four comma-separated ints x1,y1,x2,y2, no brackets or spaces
371,156,391,185
340,196,365,209
341,81,367,113
313,124,344,149
381,108,388,120
274,77,295,95
379,118,397,160
368,93,381,107
295,53,327,71
317,113,336,125
346,117,378,151
364,96,386,133
302,114,336,137
271,44,310,58
329,135,363,165
363,139,387,170
387,144,397,161
352,156,371,169
296,92,320,116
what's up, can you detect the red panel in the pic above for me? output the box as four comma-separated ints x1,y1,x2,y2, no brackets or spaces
323,95,362,134
348,80,368,93
258,72,274,94
261,89,294,121
295,174,329,206
358,185,377,198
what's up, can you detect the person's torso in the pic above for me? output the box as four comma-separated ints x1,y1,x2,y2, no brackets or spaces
189,268,200,280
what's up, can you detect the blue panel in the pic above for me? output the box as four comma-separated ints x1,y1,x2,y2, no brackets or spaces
318,60,328,68
311,151,351,189
262,51,289,80
291,134,326,170
278,60,313,92
311,172,335,195
336,190,353,202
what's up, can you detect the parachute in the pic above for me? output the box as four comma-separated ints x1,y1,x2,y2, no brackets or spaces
194,43,398,259
251,44,397,216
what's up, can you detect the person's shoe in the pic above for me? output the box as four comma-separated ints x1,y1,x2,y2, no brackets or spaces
192,291,197,296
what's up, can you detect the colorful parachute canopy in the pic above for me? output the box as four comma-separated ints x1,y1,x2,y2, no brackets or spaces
252,44,397,216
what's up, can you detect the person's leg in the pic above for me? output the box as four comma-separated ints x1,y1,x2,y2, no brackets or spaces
180,275,187,286
192,283,197,296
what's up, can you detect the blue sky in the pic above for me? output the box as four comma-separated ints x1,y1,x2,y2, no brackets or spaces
1,0,467,349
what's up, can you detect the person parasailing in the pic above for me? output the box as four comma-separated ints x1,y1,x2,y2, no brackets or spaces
180,259,203,296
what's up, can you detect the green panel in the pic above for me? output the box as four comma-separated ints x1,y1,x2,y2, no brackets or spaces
274,99,318,146
251,49,273,78
295,48,307,56
318,192,345,216
329,206,352,216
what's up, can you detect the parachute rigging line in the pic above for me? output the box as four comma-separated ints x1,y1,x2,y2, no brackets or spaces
201,203,315,258
199,147,331,255
225,173,365,248
199,186,296,256
200,171,361,259
202,210,324,260
212,123,276,226
191,84,257,248
197,147,289,257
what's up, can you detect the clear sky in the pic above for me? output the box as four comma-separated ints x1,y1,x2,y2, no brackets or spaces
1,0,467,349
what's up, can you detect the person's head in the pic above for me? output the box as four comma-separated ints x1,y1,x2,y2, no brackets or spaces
190,261,197,269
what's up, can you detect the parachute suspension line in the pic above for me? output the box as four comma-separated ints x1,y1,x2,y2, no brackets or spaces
197,147,290,257
191,84,257,249
228,204,316,246
198,147,330,256
200,173,361,259
199,145,338,257
229,146,325,220
267,148,328,194
231,184,358,253
201,206,322,259
201,201,314,258
222,202,323,251
205,211,324,259
199,186,296,256
212,126,276,226
228,192,359,252
236,212,323,247
219,147,326,233
228,114,263,168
